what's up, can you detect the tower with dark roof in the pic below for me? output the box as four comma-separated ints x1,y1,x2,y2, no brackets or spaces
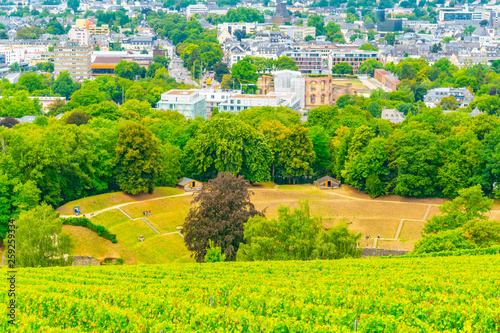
273,2,291,26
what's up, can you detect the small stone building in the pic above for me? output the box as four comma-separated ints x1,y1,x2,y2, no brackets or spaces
177,177,203,192
314,176,341,189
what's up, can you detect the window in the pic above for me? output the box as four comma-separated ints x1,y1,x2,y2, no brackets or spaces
321,95,325,104
310,95,316,104
320,81,325,91
311,82,316,91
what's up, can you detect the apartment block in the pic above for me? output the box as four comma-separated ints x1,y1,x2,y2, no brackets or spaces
68,28,89,46
279,25,316,39
157,89,207,119
278,50,323,74
54,41,92,82
89,24,109,35
218,92,300,113
328,50,380,74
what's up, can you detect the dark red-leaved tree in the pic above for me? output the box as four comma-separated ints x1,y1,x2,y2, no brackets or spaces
182,172,263,262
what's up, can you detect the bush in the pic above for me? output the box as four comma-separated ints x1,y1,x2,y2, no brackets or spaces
61,217,117,243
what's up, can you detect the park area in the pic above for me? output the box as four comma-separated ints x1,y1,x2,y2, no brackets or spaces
54,183,484,264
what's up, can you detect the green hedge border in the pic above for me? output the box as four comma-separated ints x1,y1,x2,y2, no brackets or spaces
61,217,117,243
380,246,500,259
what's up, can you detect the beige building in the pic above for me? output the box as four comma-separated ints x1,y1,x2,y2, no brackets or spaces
54,41,92,82
89,24,109,35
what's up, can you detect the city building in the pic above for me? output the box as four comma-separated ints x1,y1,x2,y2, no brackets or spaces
54,41,92,82
217,22,270,43
374,69,400,91
279,25,316,39
68,28,89,46
88,24,109,35
278,50,324,74
273,2,291,26
273,70,305,108
439,10,483,21
186,4,208,18
218,92,300,113
328,50,380,74
376,9,403,32
157,89,207,119
122,35,157,51
424,87,475,108
381,108,406,123
198,89,241,116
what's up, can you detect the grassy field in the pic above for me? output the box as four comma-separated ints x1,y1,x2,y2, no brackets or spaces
331,79,369,90
58,184,457,263
56,187,183,215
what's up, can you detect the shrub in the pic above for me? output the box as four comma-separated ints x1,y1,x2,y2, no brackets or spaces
61,217,117,243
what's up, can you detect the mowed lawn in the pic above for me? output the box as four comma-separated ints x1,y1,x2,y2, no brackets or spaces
62,184,457,263
56,187,184,215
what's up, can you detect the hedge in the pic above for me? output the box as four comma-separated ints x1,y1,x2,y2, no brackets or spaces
380,246,500,259
61,217,117,243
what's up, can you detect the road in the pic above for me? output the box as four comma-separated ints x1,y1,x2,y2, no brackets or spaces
169,56,197,86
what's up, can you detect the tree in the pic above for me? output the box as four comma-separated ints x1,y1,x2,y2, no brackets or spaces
384,32,395,45
13,204,73,267
68,0,80,12
332,62,353,75
182,115,272,183
431,43,442,53
69,87,106,107
423,185,493,235
231,59,258,91
480,19,488,27
9,62,20,72
357,59,383,75
0,116,19,128
278,125,315,184
18,72,44,93
204,240,226,263
53,71,76,99
114,60,145,80
153,55,170,68
304,35,315,41
438,96,458,110
274,56,298,71
65,112,90,126
157,142,182,187
233,29,246,41
36,62,54,73
115,122,162,195
220,74,233,89
307,14,325,36
359,43,378,51
213,62,230,83
313,222,362,259
182,172,263,262
146,62,164,78
237,201,361,261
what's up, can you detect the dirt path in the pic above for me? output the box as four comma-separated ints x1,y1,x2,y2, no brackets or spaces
60,193,192,219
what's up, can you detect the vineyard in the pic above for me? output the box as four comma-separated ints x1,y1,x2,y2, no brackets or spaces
2,255,500,332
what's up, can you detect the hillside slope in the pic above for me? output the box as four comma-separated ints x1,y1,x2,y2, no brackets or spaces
2,255,499,332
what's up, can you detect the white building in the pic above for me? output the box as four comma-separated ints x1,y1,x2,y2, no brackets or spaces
218,92,300,113
186,4,208,18
157,89,207,119
217,22,270,43
198,89,242,116
273,70,306,109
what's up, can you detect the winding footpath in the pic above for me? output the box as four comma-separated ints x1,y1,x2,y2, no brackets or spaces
60,192,192,238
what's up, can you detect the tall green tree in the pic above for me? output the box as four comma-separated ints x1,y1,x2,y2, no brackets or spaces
278,126,315,184
182,114,272,183
114,122,162,194
13,204,73,267
53,71,77,99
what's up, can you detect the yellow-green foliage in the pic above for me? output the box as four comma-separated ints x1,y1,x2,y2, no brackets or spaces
2,255,499,332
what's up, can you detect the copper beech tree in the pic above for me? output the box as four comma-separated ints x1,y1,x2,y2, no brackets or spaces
182,172,263,262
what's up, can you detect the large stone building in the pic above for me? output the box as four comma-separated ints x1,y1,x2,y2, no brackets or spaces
374,69,400,91
304,76,352,109
54,41,92,82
